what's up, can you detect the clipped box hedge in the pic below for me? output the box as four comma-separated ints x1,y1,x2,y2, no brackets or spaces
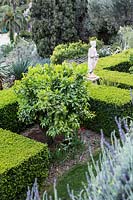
0,88,25,132
96,49,131,71
86,83,132,135
0,128,49,200
95,49,133,89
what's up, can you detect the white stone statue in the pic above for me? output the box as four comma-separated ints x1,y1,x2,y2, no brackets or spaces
88,40,99,78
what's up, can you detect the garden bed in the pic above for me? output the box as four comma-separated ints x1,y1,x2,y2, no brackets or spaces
21,124,101,197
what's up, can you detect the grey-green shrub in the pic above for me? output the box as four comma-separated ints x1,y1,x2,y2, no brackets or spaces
11,57,31,80
73,121,133,200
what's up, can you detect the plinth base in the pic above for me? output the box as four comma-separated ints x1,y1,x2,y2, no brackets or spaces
87,76,100,84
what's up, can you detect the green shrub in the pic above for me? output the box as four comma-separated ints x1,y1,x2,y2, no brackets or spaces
0,88,25,132
50,41,89,64
0,128,49,200
98,70,133,89
96,49,132,71
14,63,93,137
51,49,133,136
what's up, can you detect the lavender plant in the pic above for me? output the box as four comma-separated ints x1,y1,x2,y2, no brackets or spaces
26,178,40,200
26,118,133,200
68,119,133,200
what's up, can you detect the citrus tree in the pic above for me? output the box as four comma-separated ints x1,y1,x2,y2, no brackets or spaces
15,63,93,138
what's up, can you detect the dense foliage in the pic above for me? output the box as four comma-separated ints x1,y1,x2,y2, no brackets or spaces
32,0,88,57
32,0,133,56
51,41,89,64
0,128,49,200
86,0,133,42
15,63,93,137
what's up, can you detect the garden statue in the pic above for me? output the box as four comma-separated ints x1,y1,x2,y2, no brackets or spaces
88,40,99,78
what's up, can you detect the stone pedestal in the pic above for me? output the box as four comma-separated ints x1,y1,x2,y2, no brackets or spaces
87,76,100,84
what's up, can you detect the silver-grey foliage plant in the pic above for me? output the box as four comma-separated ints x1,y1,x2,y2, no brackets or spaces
26,118,133,200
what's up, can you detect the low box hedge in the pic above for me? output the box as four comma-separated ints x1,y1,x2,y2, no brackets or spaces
86,83,132,135
0,88,25,132
96,49,131,71
98,70,133,89
107,61,131,73
0,128,49,200
95,49,133,89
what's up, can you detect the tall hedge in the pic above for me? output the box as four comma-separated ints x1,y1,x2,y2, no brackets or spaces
32,0,87,57
0,128,49,200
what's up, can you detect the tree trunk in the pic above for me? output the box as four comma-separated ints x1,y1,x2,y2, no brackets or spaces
39,124,54,146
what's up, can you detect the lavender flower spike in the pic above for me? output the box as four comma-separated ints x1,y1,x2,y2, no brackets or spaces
115,116,126,142
100,129,115,155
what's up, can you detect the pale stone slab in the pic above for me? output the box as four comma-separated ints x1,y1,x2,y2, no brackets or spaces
87,76,100,82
